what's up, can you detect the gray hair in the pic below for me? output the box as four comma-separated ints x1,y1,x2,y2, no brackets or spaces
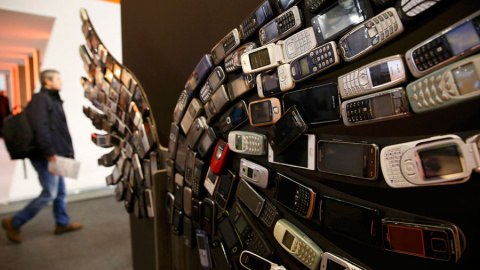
40,69,59,86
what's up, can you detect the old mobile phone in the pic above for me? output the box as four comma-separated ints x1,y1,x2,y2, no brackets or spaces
319,195,380,244
320,252,366,270
217,211,243,255
239,158,270,189
218,101,248,138
248,98,282,127
273,219,323,270
406,54,480,113
128,102,142,128
228,131,267,156
268,134,316,171
339,8,404,62
235,178,265,217
91,133,111,148
339,55,407,99
305,0,333,13
281,27,318,63
165,158,175,193
257,64,295,98
210,139,230,175
166,192,175,225
204,167,220,197
183,186,193,216
174,173,184,210
259,6,302,46
192,158,208,198
114,180,126,201
196,229,213,269
229,200,275,258
282,83,341,125
274,173,316,218
266,105,308,154
186,116,208,149
239,0,275,41
215,170,237,210
311,0,373,45
225,42,257,73
380,134,479,188
205,85,231,120
341,88,411,126
173,90,190,124
259,200,281,231
202,198,216,236
144,189,154,218
180,98,203,134
227,73,256,101
240,250,286,270
396,0,442,22
211,240,233,269
175,135,188,174
185,54,214,96
199,67,227,103
184,149,196,186
196,127,218,159
192,198,202,229
317,140,379,180
211,29,241,65
183,216,194,248
290,41,340,82
241,43,285,74
381,218,465,262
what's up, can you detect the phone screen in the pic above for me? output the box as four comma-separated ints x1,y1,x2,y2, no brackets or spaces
445,20,480,56
344,26,371,57
326,258,347,270
249,48,271,69
267,106,305,151
261,71,281,96
271,134,312,169
318,141,369,177
175,135,188,174
385,225,425,256
282,230,296,249
275,175,298,209
243,253,271,270
418,143,463,179
262,21,279,44
250,101,273,124
452,62,480,95
371,93,395,118
197,234,206,250
369,59,403,87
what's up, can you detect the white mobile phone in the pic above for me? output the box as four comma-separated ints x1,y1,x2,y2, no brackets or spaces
338,54,407,99
281,27,318,63
204,167,220,196
228,131,267,156
239,158,270,189
241,43,285,74
268,134,316,171
257,64,295,98
320,252,365,270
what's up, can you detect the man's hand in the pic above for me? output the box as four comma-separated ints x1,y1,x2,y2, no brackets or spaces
47,154,58,162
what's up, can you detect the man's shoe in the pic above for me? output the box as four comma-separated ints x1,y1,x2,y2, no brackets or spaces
54,222,83,235
2,217,22,244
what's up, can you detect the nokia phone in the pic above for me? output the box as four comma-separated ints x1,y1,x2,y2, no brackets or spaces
239,158,270,189
180,98,203,134
235,178,265,217
196,229,213,269
396,0,443,22
224,42,257,73
185,54,214,96
249,98,282,127
290,41,340,82
227,73,256,101
268,134,316,171
239,0,275,41
211,29,241,65
217,210,243,255
240,250,286,270
228,131,267,156
173,90,190,124
186,116,208,149
205,85,230,120
211,240,233,269
259,6,302,46
202,198,216,236
281,27,318,63
192,158,208,198
196,126,218,159
274,173,316,218
257,64,295,98
199,66,227,103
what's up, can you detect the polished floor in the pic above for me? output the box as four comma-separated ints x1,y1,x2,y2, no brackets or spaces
0,195,132,270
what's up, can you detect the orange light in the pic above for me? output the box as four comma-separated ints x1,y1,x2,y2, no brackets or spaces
98,0,121,4
24,55,32,101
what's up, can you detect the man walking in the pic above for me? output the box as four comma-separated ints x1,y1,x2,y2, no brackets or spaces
2,69,82,243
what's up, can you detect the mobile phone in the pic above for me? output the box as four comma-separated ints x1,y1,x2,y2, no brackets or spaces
241,43,285,74
214,170,237,210
259,6,302,46
257,64,295,98
259,200,281,231
281,27,318,63
268,134,316,171
338,54,407,99
320,252,366,270
273,219,323,270
240,250,285,270
174,173,184,210
229,200,275,258
406,54,480,113
166,192,175,225
184,149,196,186
199,66,227,103
119,86,132,112
228,131,267,156
128,102,142,128
114,180,126,201
217,211,243,255
210,139,230,175
180,98,203,134
204,85,231,120
225,42,257,73
97,148,120,167
380,134,479,188
305,0,333,13
317,140,379,180
239,0,275,41
165,158,175,193
235,179,265,217
185,54,214,96
311,0,374,45
319,195,380,244
91,133,110,148
196,126,218,159
211,240,233,269
274,173,316,218
239,158,270,189
196,229,213,269
144,189,154,218
338,8,404,62
218,100,249,138
381,218,465,262
192,158,208,198
341,88,411,126
211,29,241,65
192,198,202,229
183,216,194,248
183,186,193,216
282,83,341,125
227,73,256,101
202,198,216,236
248,98,282,127
186,116,208,149
204,167,220,197
290,41,340,82
396,0,443,22
175,135,188,174
173,90,190,124
265,105,308,154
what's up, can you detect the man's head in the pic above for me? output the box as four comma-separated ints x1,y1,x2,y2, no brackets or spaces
40,69,62,91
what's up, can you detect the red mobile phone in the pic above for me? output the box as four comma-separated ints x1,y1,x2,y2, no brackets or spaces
210,139,230,175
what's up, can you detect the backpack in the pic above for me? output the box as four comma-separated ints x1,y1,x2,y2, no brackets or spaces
2,93,53,160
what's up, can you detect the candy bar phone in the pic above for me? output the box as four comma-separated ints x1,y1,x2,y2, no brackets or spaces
211,29,241,65
268,134,316,171
257,64,295,98
274,173,316,218
180,98,203,134
248,98,282,127
199,66,226,103
259,6,302,46
185,54,214,96
239,0,275,40
224,42,257,73
290,41,340,82
227,73,256,101
228,131,267,156
281,27,318,63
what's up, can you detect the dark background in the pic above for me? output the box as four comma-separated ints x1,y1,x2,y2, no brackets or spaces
121,0,480,269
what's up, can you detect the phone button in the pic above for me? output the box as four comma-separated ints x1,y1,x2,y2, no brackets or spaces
273,107,279,114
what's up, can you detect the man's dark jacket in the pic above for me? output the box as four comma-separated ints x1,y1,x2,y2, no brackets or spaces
27,87,74,159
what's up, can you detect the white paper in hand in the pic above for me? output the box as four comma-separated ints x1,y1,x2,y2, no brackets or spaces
48,157,81,179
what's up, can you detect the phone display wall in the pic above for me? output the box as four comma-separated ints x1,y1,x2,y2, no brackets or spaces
120,1,480,270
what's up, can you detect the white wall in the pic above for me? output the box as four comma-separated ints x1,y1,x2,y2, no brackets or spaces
0,0,122,202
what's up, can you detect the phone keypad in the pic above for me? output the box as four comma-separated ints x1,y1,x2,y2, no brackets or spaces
367,11,400,46
285,29,314,60
383,147,413,187
341,68,371,97
401,0,437,17
242,135,265,155
277,11,296,35
309,44,335,73
412,37,452,73
223,33,237,53
345,99,371,123
291,239,318,268
259,201,279,229
200,84,213,103
192,179,201,198
409,75,449,110
295,186,311,217
241,17,256,40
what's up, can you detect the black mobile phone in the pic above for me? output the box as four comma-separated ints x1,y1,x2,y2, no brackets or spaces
202,198,216,236
214,170,237,210
218,100,249,138
235,179,265,217
227,73,256,100
192,158,208,198
274,173,316,219
172,208,184,236
282,83,341,125
184,149,196,186
239,0,275,41
266,105,308,154
143,158,152,188
319,195,380,244
192,198,202,229
211,240,233,269
174,173,184,210
196,126,218,159
166,192,175,225
186,116,208,149
165,158,175,194
174,135,188,175
317,140,379,180
217,211,243,255
183,216,195,248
